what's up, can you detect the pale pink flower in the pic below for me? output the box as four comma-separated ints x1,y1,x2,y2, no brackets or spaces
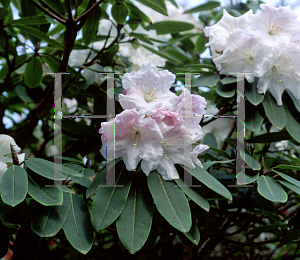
99,109,163,172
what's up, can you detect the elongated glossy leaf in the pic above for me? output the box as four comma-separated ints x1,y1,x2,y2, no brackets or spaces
145,21,194,35
0,8,9,19
91,165,132,231
175,178,209,212
125,2,151,23
86,167,106,198
273,170,300,187
147,172,191,232
0,166,28,207
82,6,101,45
136,0,168,16
63,193,93,255
141,44,181,63
246,131,292,143
25,158,65,181
279,181,300,195
27,175,63,206
116,173,153,254
245,78,264,105
184,1,220,13
193,74,219,87
130,33,153,45
236,172,259,185
262,91,286,130
31,192,71,237
216,82,235,98
10,15,50,25
183,216,200,245
282,91,300,143
13,25,63,49
285,89,300,113
275,165,300,171
111,3,128,24
245,103,264,131
203,159,235,170
221,76,243,85
182,165,232,201
257,176,287,202
24,57,43,88
240,151,261,171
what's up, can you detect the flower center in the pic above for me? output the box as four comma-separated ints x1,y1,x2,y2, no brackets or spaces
132,128,141,146
144,88,157,103
272,66,282,83
161,141,173,160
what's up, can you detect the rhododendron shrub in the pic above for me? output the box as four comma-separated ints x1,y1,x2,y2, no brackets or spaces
2,0,300,259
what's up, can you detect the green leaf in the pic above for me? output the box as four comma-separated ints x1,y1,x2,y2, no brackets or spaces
182,165,232,201
273,170,300,187
2,0,10,9
125,2,151,23
245,102,264,131
10,15,50,25
275,165,300,171
63,193,93,255
141,44,181,63
25,158,65,181
27,175,63,206
0,62,9,79
202,133,218,148
195,34,206,53
82,6,101,45
24,56,43,88
282,91,300,143
245,78,264,105
183,216,200,245
279,181,300,196
257,176,287,203
147,171,191,233
236,172,259,185
216,82,235,98
0,8,9,19
13,25,64,49
240,151,261,171
136,0,168,16
0,166,28,207
130,33,153,45
262,91,286,130
246,131,292,143
192,74,219,87
174,178,209,212
221,76,243,85
203,159,235,170
184,1,220,13
111,3,128,24
31,192,71,237
116,173,153,254
145,21,194,35
91,164,132,231
285,89,300,113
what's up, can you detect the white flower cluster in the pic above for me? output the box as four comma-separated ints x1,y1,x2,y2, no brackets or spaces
204,4,300,106
0,135,25,182
99,63,208,180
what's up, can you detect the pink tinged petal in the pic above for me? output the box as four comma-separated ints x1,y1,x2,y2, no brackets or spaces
152,109,183,127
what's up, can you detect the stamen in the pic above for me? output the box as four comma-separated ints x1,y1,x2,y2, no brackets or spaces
164,153,173,160
228,20,235,30
272,66,283,82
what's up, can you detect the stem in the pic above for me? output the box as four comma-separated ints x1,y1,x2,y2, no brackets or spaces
75,0,104,23
38,0,65,19
28,0,66,25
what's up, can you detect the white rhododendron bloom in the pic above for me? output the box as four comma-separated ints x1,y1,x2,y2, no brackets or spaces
99,63,209,180
0,134,25,182
119,63,178,116
204,3,300,106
